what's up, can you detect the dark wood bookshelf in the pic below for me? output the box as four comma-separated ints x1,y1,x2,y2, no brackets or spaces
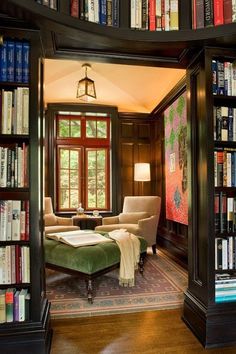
0,26,52,354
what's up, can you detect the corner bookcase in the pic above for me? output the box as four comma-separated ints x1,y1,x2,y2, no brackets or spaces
0,27,51,353
183,46,236,348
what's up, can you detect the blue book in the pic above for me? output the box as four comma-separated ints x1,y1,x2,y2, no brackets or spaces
6,40,15,82
212,60,217,95
217,60,225,95
0,41,7,82
22,41,30,83
99,0,107,25
15,41,23,83
112,0,119,27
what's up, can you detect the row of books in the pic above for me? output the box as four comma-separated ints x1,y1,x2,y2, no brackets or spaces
193,0,236,29
215,236,236,270
70,0,119,27
0,39,30,84
214,149,236,187
131,0,179,31
0,245,30,285
35,0,57,10
215,274,236,303
214,193,236,234
0,288,30,323
212,59,236,96
214,106,236,142
0,87,29,135
0,144,29,188
0,200,29,242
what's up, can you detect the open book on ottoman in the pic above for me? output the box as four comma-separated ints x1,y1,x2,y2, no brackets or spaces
46,230,112,247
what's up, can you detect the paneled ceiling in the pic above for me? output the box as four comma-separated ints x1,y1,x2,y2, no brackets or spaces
44,59,185,113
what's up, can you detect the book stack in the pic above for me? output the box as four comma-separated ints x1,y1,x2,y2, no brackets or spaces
193,0,236,29
70,0,119,27
215,237,236,271
130,0,179,31
215,274,236,303
0,87,29,135
0,288,30,323
0,144,29,188
212,59,236,96
0,39,29,84
0,245,30,284
0,200,30,241
214,149,236,187
35,0,57,10
214,106,236,142
214,193,236,233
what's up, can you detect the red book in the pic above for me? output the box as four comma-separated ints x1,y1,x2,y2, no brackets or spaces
15,245,22,284
192,0,197,29
223,0,232,24
149,0,156,31
25,200,29,241
214,0,224,26
70,0,79,18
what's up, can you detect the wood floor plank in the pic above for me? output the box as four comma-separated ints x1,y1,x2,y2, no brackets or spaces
50,308,236,354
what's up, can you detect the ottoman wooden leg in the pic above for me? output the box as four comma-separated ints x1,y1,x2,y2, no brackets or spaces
86,279,93,304
139,255,145,275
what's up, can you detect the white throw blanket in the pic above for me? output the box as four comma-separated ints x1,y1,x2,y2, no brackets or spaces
108,229,140,287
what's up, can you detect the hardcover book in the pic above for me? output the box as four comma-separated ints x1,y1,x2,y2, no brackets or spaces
46,230,113,247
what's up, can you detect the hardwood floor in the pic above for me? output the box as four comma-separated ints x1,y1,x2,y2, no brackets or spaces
50,308,236,354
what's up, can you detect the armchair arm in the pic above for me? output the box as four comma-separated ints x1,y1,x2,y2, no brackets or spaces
138,215,159,245
56,216,73,226
102,216,120,225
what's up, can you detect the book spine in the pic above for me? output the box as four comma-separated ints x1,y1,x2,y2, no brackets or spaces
71,0,79,17
107,0,113,26
130,0,136,28
224,0,232,24
15,41,23,83
156,0,162,31
215,192,220,233
99,0,107,25
112,0,119,27
233,0,236,22
196,0,204,28
149,0,156,31
169,0,179,31
5,288,14,322
212,60,218,95
0,41,7,82
6,40,15,83
22,42,30,84
214,0,224,26
204,0,214,27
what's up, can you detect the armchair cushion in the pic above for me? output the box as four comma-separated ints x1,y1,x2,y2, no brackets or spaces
119,212,150,224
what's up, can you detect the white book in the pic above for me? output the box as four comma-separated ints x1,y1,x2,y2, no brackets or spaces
221,106,228,141
0,147,7,188
22,246,30,283
10,245,16,284
6,200,12,241
130,0,136,28
222,239,228,270
228,237,234,270
88,0,95,22
5,245,11,284
6,91,13,134
16,87,23,135
46,230,113,247
233,108,236,141
170,0,179,30
135,0,142,29
156,0,162,31
232,0,236,22
94,0,99,23
2,90,8,134
165,0,170,31
12,200,21,241
0,200,7,241
18,288,28,322
21,87,29,135
0,248,6,284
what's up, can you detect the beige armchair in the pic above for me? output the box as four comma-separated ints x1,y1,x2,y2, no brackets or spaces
44,197,80,235
95,196,161,253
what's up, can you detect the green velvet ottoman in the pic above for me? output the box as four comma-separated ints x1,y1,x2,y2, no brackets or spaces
44,232,147,303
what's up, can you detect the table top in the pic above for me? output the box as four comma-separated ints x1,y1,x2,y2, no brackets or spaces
72,214,102,219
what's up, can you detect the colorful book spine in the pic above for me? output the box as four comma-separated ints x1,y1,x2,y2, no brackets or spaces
204,0,214,27
112,0,119,27
99,0,107,25
0,41,7,82
224,0,233,24
15,41,23,83
71,0,79,17
214,0,224,26
6,40,15,82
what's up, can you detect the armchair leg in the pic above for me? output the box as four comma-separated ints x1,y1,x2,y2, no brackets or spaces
152,244,157,254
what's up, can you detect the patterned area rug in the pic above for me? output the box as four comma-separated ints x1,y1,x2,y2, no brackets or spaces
46,250,187,318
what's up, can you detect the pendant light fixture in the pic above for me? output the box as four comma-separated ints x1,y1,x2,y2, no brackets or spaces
76,63,96,101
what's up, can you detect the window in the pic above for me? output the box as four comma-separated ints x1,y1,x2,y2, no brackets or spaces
56,114,111,211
